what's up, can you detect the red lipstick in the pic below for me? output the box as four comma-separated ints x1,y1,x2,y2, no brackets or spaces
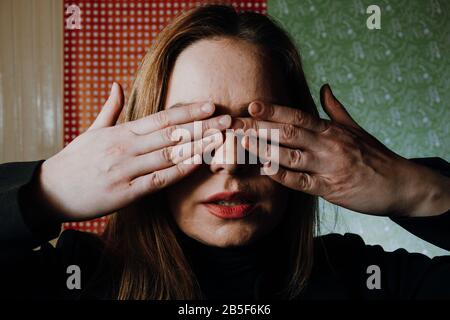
202,191,257,219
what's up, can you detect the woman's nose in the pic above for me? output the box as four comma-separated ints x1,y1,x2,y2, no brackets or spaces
208,130,251,174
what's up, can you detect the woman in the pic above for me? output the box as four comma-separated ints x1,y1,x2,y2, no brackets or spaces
1,5,449,300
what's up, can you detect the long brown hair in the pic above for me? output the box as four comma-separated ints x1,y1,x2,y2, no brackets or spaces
103,4,319,300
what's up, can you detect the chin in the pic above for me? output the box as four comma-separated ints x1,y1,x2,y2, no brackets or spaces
183,222,267,248
212,225,258,247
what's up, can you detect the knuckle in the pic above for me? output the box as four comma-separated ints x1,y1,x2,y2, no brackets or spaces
278,168,288,183
326,124,346,140
331,141,346,155
125,124,139,137
155,110,170,127
202,118,213,131
288,149,302,167
321,119,332,133
297,173,311,190
117,126,135,140
98,163,124,192
147,171,166,189
162,126,178,143
161,147,174,163
282,124,297,140
175,163,187,176
266,104,275,119
99,160,118,175
324,127,345,150
331,130,357,154
187,105,197,120
105,144,127,157
294,110,307,126
333,124,347,136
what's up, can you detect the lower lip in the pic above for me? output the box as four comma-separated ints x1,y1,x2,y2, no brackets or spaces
203,203,256,219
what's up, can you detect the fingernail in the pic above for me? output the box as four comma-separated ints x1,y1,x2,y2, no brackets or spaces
110,82,117,95
201,102,214,113
219,115,231,127
241,135,249,148
249,102,263,115
232,118,245,129
203,135,213,143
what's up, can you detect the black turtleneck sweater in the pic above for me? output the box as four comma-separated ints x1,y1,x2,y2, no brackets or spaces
1,157,450,299
175,225,286,300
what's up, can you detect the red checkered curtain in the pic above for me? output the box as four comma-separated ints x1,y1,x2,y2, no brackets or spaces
63,0,267,234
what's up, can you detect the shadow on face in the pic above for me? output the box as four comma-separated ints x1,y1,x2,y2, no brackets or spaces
164,37,289,247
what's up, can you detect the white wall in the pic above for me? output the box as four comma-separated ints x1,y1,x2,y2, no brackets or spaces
0,0,63,163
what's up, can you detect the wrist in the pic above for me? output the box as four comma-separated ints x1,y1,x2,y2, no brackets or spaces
33,159,67,223
398,159,450,217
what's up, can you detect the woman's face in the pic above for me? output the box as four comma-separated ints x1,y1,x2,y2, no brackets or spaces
164,37,289,247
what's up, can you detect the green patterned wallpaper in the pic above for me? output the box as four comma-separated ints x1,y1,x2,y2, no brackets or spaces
268,0,449,256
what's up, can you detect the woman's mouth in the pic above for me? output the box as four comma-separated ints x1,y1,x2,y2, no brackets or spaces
202,192,257,219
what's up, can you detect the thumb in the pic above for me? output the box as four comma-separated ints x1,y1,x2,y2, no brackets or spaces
320,84,360,129
88,82,124,131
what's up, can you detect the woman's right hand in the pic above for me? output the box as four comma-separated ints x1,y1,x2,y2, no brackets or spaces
36,83,230,222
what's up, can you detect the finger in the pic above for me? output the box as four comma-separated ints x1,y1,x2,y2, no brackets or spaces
126,133,222,179
131,114,231,155
129,154,202,196
320,84,361,130
88,82,125,131
262,163,321,195
169,132,223,165
241,135,318,172
232,117,318,150
128,101,217,135
247,101,329,133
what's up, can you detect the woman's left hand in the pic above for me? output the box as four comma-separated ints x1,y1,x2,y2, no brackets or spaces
235,84,450,217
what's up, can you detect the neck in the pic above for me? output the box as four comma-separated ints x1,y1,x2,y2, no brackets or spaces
175,225,286,299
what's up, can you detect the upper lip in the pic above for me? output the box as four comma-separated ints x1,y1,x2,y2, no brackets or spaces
202,191,257,203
